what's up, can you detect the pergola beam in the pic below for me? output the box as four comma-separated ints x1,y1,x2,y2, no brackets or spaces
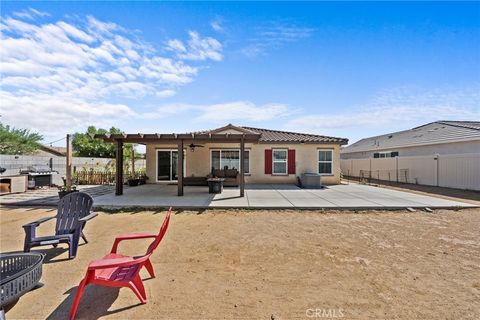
94,133,261,144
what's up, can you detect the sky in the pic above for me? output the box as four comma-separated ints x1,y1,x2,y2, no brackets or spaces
1,1,479,147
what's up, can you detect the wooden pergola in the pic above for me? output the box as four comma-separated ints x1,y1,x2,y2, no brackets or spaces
94,132,261,197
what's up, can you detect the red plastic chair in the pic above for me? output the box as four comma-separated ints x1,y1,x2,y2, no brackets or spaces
69,207,172,320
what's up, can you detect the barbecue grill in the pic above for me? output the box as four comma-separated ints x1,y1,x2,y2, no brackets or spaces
20,165,58,188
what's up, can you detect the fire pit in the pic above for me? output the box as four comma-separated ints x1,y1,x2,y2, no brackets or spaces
0,253,44,316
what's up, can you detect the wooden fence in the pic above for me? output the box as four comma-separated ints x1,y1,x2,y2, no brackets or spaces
73,171,116,185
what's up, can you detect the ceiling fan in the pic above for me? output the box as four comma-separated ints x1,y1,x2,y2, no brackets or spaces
188,143,204,152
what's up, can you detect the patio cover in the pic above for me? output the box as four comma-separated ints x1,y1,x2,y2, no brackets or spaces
94,132,261,197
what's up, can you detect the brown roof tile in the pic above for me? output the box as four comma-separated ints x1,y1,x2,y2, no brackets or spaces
191,124,347,144
241,126,348,144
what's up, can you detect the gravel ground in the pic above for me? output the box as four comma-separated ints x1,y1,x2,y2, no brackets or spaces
1,206,479,320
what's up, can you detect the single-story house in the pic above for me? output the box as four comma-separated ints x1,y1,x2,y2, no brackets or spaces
341,121,480,159
95,124,348,196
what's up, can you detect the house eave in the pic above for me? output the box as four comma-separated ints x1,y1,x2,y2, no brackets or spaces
258,140,348,145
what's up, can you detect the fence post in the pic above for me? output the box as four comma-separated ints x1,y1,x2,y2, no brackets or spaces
350,160,353,178
395,156,398,182
434,154,440,186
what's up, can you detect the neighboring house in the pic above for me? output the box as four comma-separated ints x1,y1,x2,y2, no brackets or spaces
341,121,480,159
96,124,348,195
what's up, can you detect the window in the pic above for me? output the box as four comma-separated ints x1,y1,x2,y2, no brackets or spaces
211,150,250,174
318,150,333,174
374,151,398,158
272,149,288,174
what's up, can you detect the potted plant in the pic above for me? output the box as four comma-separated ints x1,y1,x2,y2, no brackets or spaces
139,173,149,185
127,174,140,187
58,185,78,199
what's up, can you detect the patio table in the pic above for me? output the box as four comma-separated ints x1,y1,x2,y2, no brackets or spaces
207,178,225,194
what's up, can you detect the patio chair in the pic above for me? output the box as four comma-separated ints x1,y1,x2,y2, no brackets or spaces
69,207,172,320
23,192,97,259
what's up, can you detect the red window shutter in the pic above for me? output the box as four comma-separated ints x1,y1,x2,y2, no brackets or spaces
265,149,272,174
288,149,296,174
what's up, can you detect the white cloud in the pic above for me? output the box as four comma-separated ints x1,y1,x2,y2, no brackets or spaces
242,22,314,57
12,8,50,20
86,16,121,36
167,31,223,61
195,101,290,122
0,91,135,138
146,101,292,122
210,18,224,33
285,86,480,136
0,14,223,141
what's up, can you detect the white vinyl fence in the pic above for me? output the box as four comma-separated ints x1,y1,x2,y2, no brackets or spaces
0,155,146,186
341,153,480,191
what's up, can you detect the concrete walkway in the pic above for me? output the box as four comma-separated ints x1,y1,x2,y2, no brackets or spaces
91,183,476,209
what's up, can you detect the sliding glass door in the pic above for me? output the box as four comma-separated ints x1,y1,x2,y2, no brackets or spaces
157,150,184,181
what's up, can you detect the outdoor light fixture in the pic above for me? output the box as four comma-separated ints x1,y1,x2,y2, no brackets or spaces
189,143,204,152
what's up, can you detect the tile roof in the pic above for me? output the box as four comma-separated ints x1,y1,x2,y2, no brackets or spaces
342,121,480,154
433,120,480,131
241,126,348,144
192,124,348,144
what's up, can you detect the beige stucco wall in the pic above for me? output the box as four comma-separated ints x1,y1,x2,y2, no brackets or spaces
145,142,342,185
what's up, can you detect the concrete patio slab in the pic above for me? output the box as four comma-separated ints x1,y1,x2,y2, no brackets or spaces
0,185,115,206
287,197,337,207
1,182,476,209
246,190,284,198
276,190,319,199
364,198,429,207
210,198,249,207
322,197,383,207
247,197,294,207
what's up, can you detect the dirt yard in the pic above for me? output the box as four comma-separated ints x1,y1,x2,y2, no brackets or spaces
1,207,479,319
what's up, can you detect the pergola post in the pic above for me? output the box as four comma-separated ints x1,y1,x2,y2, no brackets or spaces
177,139,184,196
240,136,245,197
115,139,123,196
65,134,72,190
131,146,135,177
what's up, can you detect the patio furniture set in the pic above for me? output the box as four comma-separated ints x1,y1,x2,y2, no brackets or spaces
183,168,240,193
0,192,172,320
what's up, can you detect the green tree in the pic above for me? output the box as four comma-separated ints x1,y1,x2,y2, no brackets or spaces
0,123,43,155
72,126,135,158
